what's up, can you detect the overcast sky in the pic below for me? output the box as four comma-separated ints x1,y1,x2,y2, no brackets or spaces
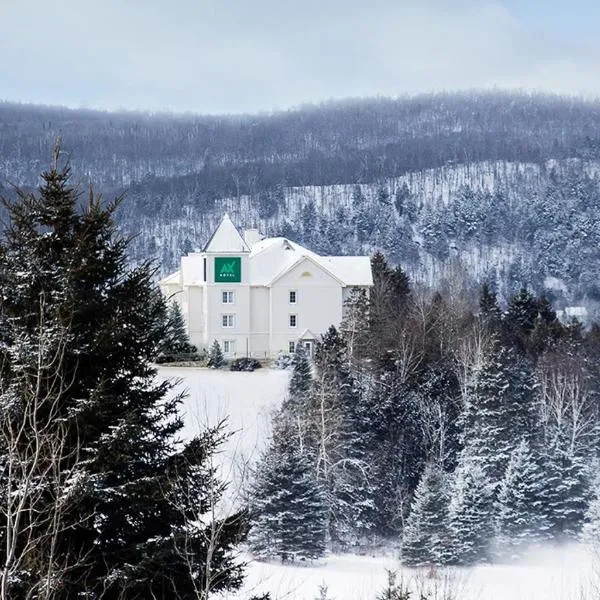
1,0,599,115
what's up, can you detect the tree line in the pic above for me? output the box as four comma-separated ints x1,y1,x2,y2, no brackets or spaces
248,252,600,565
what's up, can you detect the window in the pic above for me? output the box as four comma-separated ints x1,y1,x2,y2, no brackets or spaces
289,314,297,328
288,341,296,353
222,291,234,304
223,340,235,354
289,290,297,304
222,314,235,328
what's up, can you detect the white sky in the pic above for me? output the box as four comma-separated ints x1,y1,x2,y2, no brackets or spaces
0,0,599,114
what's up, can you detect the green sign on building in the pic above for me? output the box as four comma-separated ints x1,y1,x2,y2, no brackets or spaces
214,257,242,283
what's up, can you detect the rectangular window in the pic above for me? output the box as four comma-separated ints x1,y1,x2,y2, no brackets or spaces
222,314,235,328
288,341,296,353
289,290,297,304
289,314,297,328
222,291,234,304
223,340,235,354
203,257,207,282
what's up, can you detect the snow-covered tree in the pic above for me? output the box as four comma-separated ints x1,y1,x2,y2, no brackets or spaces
461,341,536,484
287,344,312,407
162,300,196,354
209,339,225,368
402,462,450,566
494,439,548,560
248,423,327,562
0,155,246,599
538,445,589,540
446,461,495,565
582,473,600,546
312,326,375,547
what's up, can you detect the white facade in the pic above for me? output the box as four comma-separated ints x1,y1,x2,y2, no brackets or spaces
159,214,373,358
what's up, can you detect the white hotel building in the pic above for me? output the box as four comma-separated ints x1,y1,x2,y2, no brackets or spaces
159,215,373,358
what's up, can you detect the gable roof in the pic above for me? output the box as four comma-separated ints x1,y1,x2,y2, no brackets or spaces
203,214,250,253
270,255,346,287
248,237,372,287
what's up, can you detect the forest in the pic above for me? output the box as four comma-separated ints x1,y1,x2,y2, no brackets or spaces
247,254,600,566
3,92,600,308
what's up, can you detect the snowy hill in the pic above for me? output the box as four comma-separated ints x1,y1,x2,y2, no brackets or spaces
3,92,600,303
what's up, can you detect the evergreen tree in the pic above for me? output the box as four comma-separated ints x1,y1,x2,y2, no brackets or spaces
209,339,225,368
0,156,246,599
582,474,600,546
537,444,590,540
479,282,501,325
312,327,375,546
446,461,495,565
248,422,327,562
461,341,536,484
375,571,410,600
162,301,196,355
402,463,450,566
286,344,312,407
494,439,547,560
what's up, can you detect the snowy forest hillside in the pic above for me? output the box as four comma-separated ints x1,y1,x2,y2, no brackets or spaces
3,92,600,306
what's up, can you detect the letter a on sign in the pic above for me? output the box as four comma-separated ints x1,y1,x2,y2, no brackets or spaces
214,257,241,282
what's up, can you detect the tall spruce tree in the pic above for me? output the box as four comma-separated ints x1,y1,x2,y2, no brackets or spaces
286,344,312,408
446,461,495,565
209,339,225,368
162,301,196,355
0,156,246,599
248,419,327,562
494,439,548,560
402,463,450,566
312,326,375,547
461,340,536,484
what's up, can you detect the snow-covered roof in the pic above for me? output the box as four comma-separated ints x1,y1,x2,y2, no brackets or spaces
203,214,250,253
249,237,372,287
161,224,373,288
321,256,373,287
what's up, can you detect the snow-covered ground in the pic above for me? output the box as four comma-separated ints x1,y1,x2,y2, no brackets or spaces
157,365,289,493
158,366,598,600
232,546,597,600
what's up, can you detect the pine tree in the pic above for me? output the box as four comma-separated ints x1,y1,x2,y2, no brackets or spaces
494,439,548,560
582,475,600,546
479,282,501,325
0,155,246,599
375,571,410,600
446,461,495,565
402,463,450,566
162,301,196,354
248,422,327,562
286,344,312,407
209,339,225,368
312,326,375,547
537,444,590,540
461,341,536,484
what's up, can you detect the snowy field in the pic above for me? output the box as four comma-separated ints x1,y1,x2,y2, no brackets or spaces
157,366,598,600
229,546,598,600
157,366,290,492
